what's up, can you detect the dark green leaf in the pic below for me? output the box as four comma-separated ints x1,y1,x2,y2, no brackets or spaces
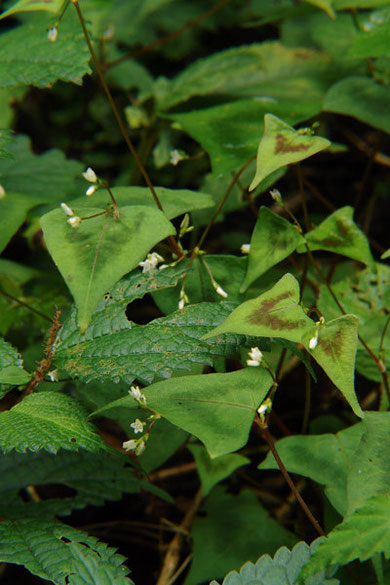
0,0,64,19
185,487,297,585
0,337,30,392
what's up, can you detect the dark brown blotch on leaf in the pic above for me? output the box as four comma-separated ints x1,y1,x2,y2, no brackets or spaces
247,290,305,330
274,134,310,155
319,330,344,356
317,218,352,248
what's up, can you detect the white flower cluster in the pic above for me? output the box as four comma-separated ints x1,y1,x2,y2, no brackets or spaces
60,203,82,229
178,288,189,310
240,243,250,255
122,386,150,455
82,167,100,196
247,347,263,367
138,252,164,274
129,385,147,405
122,438,146,456
269,188,283,205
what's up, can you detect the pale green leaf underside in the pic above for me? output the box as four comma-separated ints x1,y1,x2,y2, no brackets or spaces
0,0,64,19
301,494,390,581
41,205,175,332
250,114,330,190
0,337,30,389
0,518,133,585
302,315,362,417
203,273,314,344
298,206,374,267
240,207,305,292
54,301,263,385
0,12,91,88
70,185,214,220
0,392,107,454
210,538,338,585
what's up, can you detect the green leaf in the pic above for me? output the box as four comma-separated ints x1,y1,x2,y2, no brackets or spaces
95,367,273,458
0,449,169,519
169,97,322,175
0,0,64,19
304,0,335,18
259,423,364,515
249,114,330,191
0,128,14,159
188,444,249,496
347,412,390,514
69,185,214,220
298,207,374,267
0,391,107,454
302,315,363,418
240,207,305,292
323,76,390,133
348,9,390,58
0,337,30,391
40,205,175,332
202,274,314,344
54,301,262,384
0,11,91,88
210,538,338,585
301,494,390,581
0,518,133,585
185,487,297,585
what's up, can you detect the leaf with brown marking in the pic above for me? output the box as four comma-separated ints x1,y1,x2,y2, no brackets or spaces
302,315,363,418
249,114,330,191
202,273,313,344
297,206,374,268
240,207,305,292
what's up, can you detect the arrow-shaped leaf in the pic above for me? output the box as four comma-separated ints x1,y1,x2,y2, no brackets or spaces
40,205,175,332
249,114,330,191
240,207,305,292
302,315,363,418
94,367,273,458
203,274,314,344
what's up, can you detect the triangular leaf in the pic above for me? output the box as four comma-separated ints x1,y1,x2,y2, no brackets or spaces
249,114,330,191
211,538,338,585
0,518,134,585
202,274,314,344
302,315,363,418
240,207,305,292
0,0,64,19
297,206,374,267
301,493,390,582
54,301,268,385
94,367,273,458
0,392,108,454
40,205,175,332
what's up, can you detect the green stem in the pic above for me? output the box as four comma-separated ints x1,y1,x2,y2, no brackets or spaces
0,287,52,322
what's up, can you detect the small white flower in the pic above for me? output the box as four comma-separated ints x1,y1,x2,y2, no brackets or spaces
247,347,263,367
170,149,184,166
129,385,142,400
67,216,82,229
47,369,58,382
159,264,168,270
178,298,185,310
240,243,250,255
61,202,74,216
135,440,146,456
122,439,137,451
86,184,98,196
309,336,318,350
138,252,165,274
83,167,98,183
257,403,268,416
270,188,282,204
130,418,145,434
215,284,228,299
47,27,58,42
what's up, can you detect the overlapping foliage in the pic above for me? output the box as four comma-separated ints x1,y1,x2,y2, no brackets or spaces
0,1,389,584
